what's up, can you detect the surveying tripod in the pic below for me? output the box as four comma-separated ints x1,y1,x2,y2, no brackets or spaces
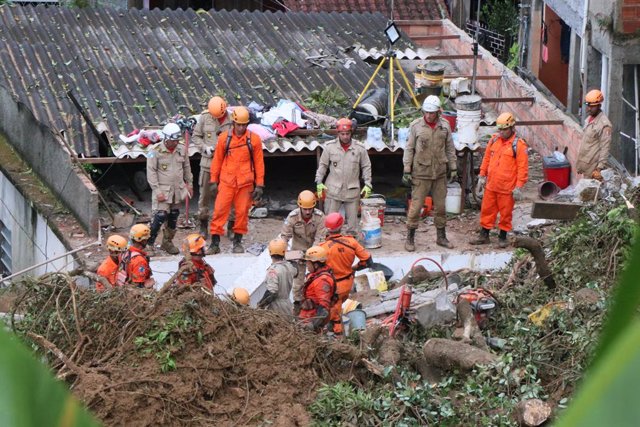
352,50,421,137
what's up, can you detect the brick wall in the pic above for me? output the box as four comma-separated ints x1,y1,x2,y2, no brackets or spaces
622,0,640,33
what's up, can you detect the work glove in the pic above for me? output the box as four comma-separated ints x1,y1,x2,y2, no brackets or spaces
591,169,603,181
360,185,372,198
402,173,412,187
210,182,218,193
316,183,328,198
512,187,523,201
448,169,458,183
252,185,264,200
475,176,486,195
203,146,214,156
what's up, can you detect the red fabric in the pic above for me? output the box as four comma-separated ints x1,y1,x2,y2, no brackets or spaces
177,258,216,290
272,120,300,137
299,266,335,324
479,133,529,194
340,142,350,151
479,188,516,231
423,117,437,128
96,256,119,291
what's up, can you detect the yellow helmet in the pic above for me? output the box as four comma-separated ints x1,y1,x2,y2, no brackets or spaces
129,224,151,243
231,106,250,124
585,89,604,105
208,96,227,119
305,245,328,263
496,112,516,129
268,238,287,257
297,190,317,209
184,233,206,254
106,235,128,252
231,287,250,305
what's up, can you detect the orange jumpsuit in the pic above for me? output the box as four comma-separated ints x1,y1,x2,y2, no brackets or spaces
176,258,216,290
299,265,335,332
117,247,152,288
478,133,529,232
321,234,371,334
209,129,264,236
96,256,119,292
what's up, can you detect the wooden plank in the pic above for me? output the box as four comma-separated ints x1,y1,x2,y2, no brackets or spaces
444,75,501,80
429,54,481,60
516,120,565,126
411,35,460,41
531,201,581,220
482,97,535,103
76,157,145,164
395,20,443,26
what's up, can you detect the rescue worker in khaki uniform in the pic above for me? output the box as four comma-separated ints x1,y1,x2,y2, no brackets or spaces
209,107,265,254
116,224,155,289
96,235,127,292
280,190,326,311
298,245,336,332
576,89,612,180
402,95,457,251
320,212,372,335
176,233,217,291
471,112,529,248
146,123,193,255
257,239,298,315
315,118,372,236
192,96,234,236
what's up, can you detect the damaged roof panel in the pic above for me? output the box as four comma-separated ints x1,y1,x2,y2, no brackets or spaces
0,6,415,157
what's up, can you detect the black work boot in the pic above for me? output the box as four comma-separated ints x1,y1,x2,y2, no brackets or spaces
207,235,220,255
226,221,235,239
405,228,416,252
436,227,454,249
232,233,244,253
498,230,509,248
470,228,490,245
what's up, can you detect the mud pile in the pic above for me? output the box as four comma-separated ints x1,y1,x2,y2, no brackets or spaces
11,274,364,426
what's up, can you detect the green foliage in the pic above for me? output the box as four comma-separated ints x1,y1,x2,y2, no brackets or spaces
304,87,349,115
81,163,102,179
507,42,519,69
0,328,99,427
134,310,200,373
481,0,519,37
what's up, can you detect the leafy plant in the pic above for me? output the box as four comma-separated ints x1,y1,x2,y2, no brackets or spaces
481,0,519,37
507,42,519,69
304,87,349,115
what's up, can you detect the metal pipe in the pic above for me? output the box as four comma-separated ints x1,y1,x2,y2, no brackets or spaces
471,0,482,95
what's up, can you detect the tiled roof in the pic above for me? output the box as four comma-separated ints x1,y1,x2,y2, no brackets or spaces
284,0,448,21
0,6,416,157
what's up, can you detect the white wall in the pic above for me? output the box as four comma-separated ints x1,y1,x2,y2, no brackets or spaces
0,171,76,279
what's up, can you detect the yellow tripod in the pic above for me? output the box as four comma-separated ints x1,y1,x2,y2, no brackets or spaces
352,51,421,131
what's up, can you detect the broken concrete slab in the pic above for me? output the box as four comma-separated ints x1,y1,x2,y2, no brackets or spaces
574,178,601,202
414,291,456,328
531,201,581,220
526,218,553,229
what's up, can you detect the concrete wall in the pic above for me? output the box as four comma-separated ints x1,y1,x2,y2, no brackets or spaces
0,170,77,279
0,84,99,235
545,0,585,33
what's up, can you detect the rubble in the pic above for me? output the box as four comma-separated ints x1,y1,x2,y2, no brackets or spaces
514,399,552,426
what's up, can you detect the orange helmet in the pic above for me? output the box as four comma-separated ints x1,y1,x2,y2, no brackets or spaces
106,235,127,252
325,212,344,232
496,112,516,129
268,238,287,257
184,233,206,254
232,106,250,124
585,89,604,105
336,118,353,132
231,288,250,305
208,96,227,119
305,245,328,262
129,224,151,242
297,190,317,209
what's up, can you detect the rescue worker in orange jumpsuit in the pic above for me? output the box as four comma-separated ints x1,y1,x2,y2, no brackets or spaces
209,106,265,254
320,212,372,335
192,96,234,237
176,233,217,291
298,245,336,332
96,235,128,291
116,224,155,288
576,89,612,181
471,112,529,248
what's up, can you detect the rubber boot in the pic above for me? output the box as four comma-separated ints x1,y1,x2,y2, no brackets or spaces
161,227,180,255
470,228,490,245
207,235,220,255
498,230,509,248
226,221,235,239
436,227,454,249
232,233,244,254
405,228,416,252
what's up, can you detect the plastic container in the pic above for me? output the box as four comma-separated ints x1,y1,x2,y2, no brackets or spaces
455,94,482,111
360,214,382,249
352,88,388,125
446,182,462,214
360,194,386,226
542,156,571,189
455,108,482,149
346,309,367,331
342,316,351,337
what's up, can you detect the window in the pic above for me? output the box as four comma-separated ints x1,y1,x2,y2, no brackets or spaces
0,219,11,277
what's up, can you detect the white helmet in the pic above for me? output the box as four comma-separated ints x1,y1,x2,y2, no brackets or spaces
161,123,182,141
421,95,441,113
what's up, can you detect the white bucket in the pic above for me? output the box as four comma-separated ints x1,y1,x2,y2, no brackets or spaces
446,182,462,214
342,316,351,336
360,211,382,249
455,109,482,150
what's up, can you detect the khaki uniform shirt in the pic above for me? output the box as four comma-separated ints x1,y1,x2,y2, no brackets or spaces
281,208,326,251
315,139,372,201
403,117,456,180
191,112,232,170
263,260,297,315
147,142,193,205
577,111,612,176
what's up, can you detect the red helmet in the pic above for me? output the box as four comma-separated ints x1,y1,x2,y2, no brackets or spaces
325,212,344,232
336,118,352,132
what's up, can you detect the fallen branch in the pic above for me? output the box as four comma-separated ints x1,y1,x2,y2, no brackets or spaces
423,338,497,371
511,236,556,290
27,331,84,377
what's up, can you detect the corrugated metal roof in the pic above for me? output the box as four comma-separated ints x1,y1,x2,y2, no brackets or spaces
0,6,416,157
284,0,449,21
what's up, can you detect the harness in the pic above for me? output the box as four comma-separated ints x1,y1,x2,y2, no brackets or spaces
304,267,338,306
325,236,359,282
116,250,147,287
487,134,521,158
224,131,255,182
